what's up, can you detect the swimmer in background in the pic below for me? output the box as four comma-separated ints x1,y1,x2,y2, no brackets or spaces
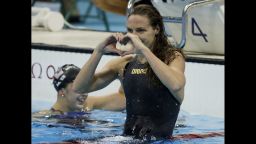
32,64,126,119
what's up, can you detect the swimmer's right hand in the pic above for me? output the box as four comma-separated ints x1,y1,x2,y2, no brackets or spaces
95,33,125,55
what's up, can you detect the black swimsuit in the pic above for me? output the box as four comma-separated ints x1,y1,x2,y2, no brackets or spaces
122,60,181,138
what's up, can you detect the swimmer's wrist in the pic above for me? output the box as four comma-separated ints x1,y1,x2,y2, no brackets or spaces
139,45,150,54
94,47,104,54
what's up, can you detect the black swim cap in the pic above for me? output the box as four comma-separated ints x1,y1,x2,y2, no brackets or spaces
53,64,80,91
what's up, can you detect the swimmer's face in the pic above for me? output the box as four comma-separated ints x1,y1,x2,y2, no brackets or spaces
127,14,159,49
63,83,88,111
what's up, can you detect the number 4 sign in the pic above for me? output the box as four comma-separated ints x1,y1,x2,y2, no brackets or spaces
191,17,208,42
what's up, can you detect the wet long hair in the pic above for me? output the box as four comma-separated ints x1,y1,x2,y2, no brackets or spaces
128,5,185,85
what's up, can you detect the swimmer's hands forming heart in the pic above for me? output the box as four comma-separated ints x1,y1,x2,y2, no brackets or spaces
96,32,148,57
95,33,129,55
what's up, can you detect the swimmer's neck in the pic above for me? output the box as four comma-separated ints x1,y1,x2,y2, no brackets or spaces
136,55,147,64
51,102,69,114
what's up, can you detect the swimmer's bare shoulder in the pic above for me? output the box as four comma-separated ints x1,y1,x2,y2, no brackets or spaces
32,109,62,118
32,110,51,118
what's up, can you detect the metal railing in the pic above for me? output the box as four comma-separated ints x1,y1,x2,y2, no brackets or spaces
163,0,220,48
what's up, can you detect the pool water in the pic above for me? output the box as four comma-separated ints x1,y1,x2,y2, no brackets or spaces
32,110,224,143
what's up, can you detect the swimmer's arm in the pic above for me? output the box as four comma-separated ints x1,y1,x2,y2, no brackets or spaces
73,54,133,94
84,87,126,111
142,49,186,103
73,48,118,93
32,110,52,118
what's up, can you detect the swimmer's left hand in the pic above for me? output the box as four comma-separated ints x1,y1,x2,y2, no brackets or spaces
124,33,148,54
